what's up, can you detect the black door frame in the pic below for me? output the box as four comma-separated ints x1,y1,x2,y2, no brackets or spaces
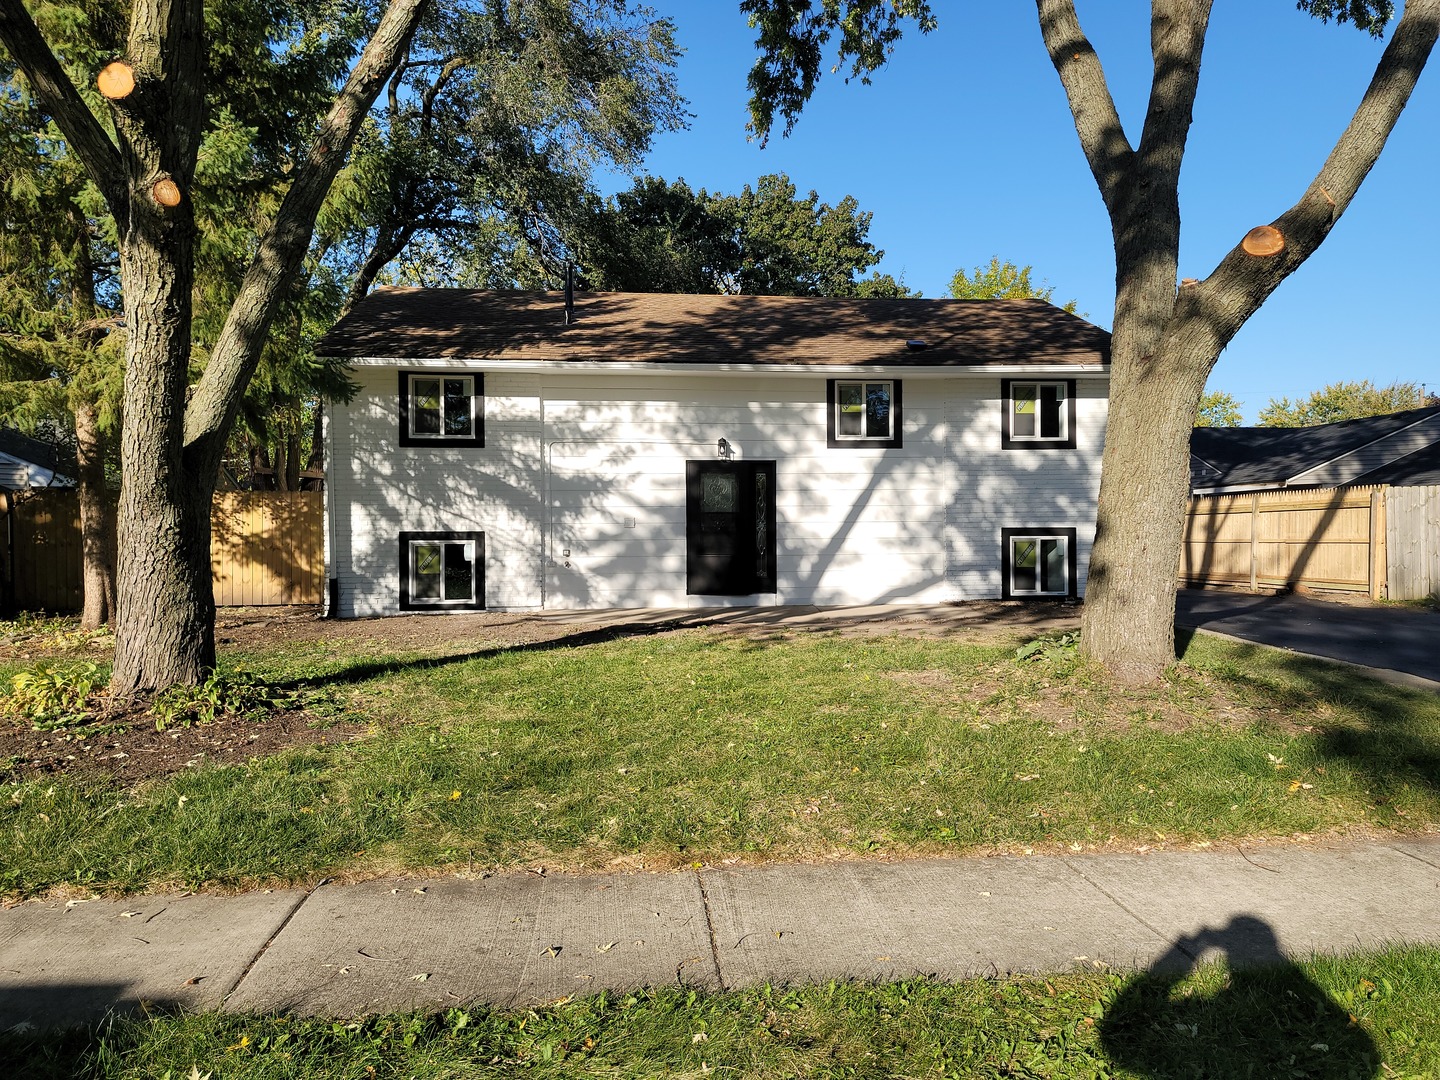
685,460,778,596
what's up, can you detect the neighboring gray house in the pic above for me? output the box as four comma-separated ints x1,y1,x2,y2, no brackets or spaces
317,289,1111,617
1190,404,1440,493
0,428,74,491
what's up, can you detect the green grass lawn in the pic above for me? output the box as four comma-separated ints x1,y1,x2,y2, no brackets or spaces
3,622,1439,896
6,947,1440,1078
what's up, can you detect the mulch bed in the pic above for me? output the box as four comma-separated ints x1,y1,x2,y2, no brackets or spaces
0,710,368,785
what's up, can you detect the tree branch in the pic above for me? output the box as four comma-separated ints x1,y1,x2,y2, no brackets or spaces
0,0,126,213
1134,1,1212,210
1176,0,1440,354
1035,0,1134,214
183,0,430,456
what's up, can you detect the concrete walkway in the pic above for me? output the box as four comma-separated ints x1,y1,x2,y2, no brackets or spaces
4,838,1439,1030
1175,590,1440,687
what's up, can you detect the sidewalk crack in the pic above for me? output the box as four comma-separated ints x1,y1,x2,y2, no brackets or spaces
694,869,726,990
220,884,320,1006
1060,859,1190,957
1388,843,1440,873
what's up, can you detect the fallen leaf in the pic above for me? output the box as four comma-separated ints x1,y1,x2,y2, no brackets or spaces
544,945,562,958
119,911,142,919
183,976,205,986
411,972,431,981
596,942,617,953
692,1032,709,1044
412,887,427,895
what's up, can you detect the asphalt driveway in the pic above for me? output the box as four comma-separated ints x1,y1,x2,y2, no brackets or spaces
1175,589,1440,685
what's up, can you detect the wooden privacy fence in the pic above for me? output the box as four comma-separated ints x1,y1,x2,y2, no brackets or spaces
1182,484,1440,600
2,491,323,613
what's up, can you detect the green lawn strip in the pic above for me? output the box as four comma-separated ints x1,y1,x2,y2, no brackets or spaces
4,948,1438,1079
4,630,1440,895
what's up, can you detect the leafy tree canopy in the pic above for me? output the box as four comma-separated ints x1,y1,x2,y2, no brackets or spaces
1194,390,1243,427
577,172,917,297
948,257,1077,312
1257,379,1434,427
319,0,687,310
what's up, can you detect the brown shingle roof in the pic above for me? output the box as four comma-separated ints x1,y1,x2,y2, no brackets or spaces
317,289,1110,368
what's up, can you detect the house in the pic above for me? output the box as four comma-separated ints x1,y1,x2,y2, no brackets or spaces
1190,404,1440,493
316,289,1111,617
1185,406,1440,600
0,428,74,491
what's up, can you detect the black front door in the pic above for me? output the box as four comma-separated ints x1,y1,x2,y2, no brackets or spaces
686,460,777,595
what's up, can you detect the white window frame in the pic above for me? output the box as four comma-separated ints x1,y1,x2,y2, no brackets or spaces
406,373,477,441
828,378,901,448
1006,531,1072,598
1006,380,1070,444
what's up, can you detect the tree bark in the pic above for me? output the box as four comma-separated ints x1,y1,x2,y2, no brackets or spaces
283,429,302,491
74,400,116,629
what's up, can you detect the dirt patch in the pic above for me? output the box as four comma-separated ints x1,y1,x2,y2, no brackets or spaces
213,608,593,653
0,709,368,785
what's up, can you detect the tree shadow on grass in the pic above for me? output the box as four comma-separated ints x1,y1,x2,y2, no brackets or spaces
276,619,695,691
1175,626,1440,803
1100,915,1378,1079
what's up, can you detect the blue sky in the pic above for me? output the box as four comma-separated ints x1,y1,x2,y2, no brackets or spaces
605,3,1438,422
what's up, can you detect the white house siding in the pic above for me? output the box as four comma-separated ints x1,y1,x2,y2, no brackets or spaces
945,378,1107,599
328,367,1107,615
330,367,546,617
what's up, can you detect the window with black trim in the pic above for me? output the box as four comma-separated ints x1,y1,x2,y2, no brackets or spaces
399,371,484,448
1001,379,1075,449
1001,527,1077,600
399,531,485,610
827,378,902,448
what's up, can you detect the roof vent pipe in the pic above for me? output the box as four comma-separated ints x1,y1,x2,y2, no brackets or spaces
563,263,575,325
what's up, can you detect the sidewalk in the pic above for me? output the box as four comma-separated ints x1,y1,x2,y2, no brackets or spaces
4,838,1439,1030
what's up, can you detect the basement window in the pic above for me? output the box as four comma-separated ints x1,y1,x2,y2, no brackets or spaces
399,372,484,448
1001,527,1078,600
399,531,485,610
827,379,903,449
1002,379,1075,449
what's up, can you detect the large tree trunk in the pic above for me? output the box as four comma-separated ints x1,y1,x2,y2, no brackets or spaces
74,400,116,629
110,200,216,694
1080,336,1208,682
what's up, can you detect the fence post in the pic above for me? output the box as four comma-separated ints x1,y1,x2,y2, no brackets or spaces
1249,494,1259,592
1370,488,1387,601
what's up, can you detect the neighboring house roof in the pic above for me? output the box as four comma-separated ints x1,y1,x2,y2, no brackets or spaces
1190,404,1440,492
317,289,1111,369
0,428,75,490
1349,441,1440,486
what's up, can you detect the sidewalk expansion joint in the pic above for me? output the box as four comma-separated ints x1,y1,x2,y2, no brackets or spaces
219,883,319,1006
693,869,726,990
1059,859,1186,957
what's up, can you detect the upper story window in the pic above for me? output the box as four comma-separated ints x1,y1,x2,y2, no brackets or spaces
827,378,903,449
1002,379,1076,450
399,371,484,448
